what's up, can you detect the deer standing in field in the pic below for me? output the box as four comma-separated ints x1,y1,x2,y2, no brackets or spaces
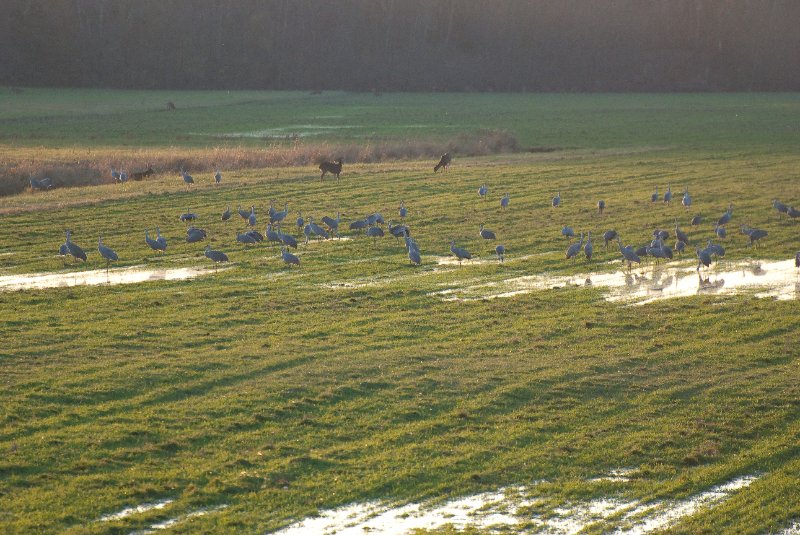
319,159,343,181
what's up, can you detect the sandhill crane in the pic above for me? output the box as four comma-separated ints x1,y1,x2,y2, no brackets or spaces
245,230,264,242
740,225,768,247
365,225,384,239
552,192,561,208
214,170,222,184
58,242,69,260
562,226,575,240
204,244,228,263
278,228,298,249
181,169,194,188
248,206,257,227
155,227,167,249
597,199,605,214
321,212,340,238
119,170,128,183
566,232,584,260
179,210,198,222
772,199,788,218
715,225,727,239
319,158,343,181
110,167,120,181
501,193,510,210
795,251,800,268
674,220,689,244
705,240,725,258
584,232,593,260
495,244,505,263
682,187,691,208
272,203,289,224
479,184,488,200
186,227,207,243
653,229,669,241
788,206,800,219
145,229,166,253
296,212,305,233
64,230,87,262
97,237,118,272
268,201,276,220
675,240,686,254
280,246,300,267
434,152,451,172
237,232,257,245
696,247,712,271
237,206,250,221
450,240,471,264
222,206,232,221
265,224,281,244
479,224,496,240
663,185,672,204
408,246,421,265
617,236,641,270
399,201,407,220
691,214,703,226
651,186,659,202
350,218,369,232
602,229,618,249
388,222,410,240
717,204,733,226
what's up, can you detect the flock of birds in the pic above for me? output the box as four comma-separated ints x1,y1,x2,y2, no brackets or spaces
50,156,800,276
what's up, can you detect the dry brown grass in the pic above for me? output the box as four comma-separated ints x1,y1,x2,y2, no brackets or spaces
0,130,518,197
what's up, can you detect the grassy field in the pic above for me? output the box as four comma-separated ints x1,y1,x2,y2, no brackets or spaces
0,91,799,534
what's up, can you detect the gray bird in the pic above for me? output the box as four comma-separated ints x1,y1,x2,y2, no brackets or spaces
399,201,408,220
204,244,228,263
388,222,410,239
651,186,659,202
272,203,289,224
350,218,369,232
366,226,384,239
408,246,421,265
617,237,641,270
717,204,733,226
682,187,692,208
584,232,593,261
478,184,488,199
479,224,496,240
705,240,725,258
280,246,300,267
145,229,166,253
248,206,257,227
501,193,510,210
156,227,167,249
715,225,727,239
181,169,194,187
64,230,87,262
97,237,118,272
696,247,712,271
674,220,690,244
552,191,561,208
663,185,672,204
278,228,298,249
602,229,618,249
795,251,800,268
265,224,281,243
321,212,340,238
186,227,207,243
30,177,53,190
691,214,703,226
597,199,605,214
222,206,232,221
740,225,768,247
403,231,419,254
179,210,198,222
495,244,505,263
562,226,575,240
214,170,222,184
296,212,304,233
236,232,257,245
788,206,800,219
772,199,788,218
566,232,584,260
675,240,686,254
450,240,471,264
245,230,264,242
237,205,250,221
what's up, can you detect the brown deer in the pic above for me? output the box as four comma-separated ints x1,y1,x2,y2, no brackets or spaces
319,158,343,181
434,152,451,173
130,165,155,181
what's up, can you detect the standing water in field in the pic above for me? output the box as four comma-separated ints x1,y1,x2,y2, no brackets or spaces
0,265,224,291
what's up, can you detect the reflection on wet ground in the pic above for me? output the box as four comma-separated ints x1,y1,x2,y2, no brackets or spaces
0,265,223,291
432,260,799,304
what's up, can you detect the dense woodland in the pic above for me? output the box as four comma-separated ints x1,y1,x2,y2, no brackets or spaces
2,0,799,92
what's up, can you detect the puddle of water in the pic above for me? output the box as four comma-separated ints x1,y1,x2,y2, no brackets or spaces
271,473,761,535
431,260,799,304
131,504,228,534
99,499,173,522
589,468,639,483
0,265,223,292
616,474,759,534
776,521,800,535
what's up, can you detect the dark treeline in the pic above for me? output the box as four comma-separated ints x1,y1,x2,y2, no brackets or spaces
2,0,799,92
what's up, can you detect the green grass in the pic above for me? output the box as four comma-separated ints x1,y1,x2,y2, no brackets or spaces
0,92,799,534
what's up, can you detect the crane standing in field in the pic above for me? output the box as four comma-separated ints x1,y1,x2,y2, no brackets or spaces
97,237,118,273
64,230,87,262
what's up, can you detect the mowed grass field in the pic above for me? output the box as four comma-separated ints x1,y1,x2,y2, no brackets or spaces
0,91,799,533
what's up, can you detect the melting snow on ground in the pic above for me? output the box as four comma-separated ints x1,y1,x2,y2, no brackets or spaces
270,473,760,534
